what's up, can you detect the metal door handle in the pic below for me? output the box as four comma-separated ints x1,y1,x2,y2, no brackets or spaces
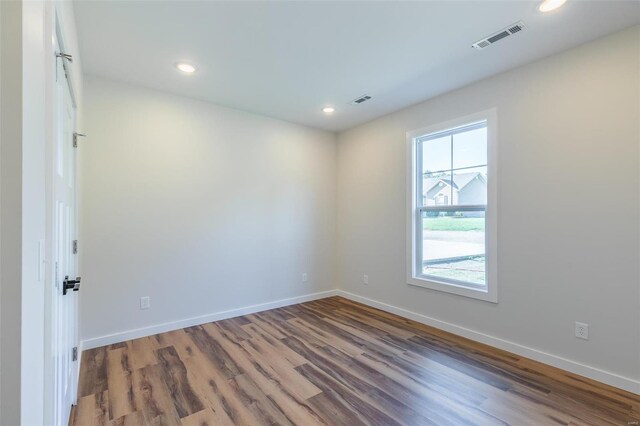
63,275,81,295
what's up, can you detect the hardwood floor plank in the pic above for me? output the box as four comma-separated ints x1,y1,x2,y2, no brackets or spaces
409,334,552,393
75,390,109,426
258,310,325,347
154,329,198,362
310,341,493,425
229,373,295,426
262,386,326,426
155,346,205,418
108,342,128,350
204,323,302,400
387,334,514,391
76,296,640,426
480,386,598,426
320,344,499,425
183,325,243,379
179,408,218,426
241,322,307,367
131,364,181,425
287,317,364,357
244,313,287,339
106,348,137,420
355,351,489,408
182,351,261,425
204,321,322,401
108,411,146,426
337,309,416,340
295,363,402,426
321,316,406,355
215,318,251,343
79,347,109,398
238,337,322,400
305,392,367,426
206,323,326,425
126,337,159,371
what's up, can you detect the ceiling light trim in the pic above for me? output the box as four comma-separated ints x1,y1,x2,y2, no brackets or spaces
539,0,567,12
176,62,197,73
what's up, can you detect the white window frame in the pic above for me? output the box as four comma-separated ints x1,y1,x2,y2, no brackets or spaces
406,109,498,303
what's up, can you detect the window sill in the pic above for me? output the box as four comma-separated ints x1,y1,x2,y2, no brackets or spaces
407,275,498,303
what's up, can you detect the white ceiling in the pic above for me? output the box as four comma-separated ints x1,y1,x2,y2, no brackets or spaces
74,1,639,132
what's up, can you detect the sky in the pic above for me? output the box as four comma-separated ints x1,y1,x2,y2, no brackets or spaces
421,127,487,175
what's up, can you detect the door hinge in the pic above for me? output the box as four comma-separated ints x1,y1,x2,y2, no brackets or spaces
73,132,86,148
72,347,78,362
56,52,73,63
56,52,73,81
72,240,78,254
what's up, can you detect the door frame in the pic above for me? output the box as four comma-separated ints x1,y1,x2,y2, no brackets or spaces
43,6,80,425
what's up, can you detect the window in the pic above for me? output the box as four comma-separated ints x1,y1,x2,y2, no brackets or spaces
406,110,497,302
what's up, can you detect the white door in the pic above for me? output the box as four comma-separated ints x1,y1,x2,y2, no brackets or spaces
51,32,79,426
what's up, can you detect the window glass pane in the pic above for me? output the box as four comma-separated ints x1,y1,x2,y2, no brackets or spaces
453,126,487,170
449,166,487,206
422,171,453,206
421,210,485,286
421,135,450,175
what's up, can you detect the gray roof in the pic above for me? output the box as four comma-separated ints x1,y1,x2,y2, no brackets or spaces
423,172,485,193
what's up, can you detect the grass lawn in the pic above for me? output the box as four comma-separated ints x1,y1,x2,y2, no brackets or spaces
423,216,484,231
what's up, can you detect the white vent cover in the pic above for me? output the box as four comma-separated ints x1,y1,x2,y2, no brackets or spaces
472,21,526,50
350,94,372,105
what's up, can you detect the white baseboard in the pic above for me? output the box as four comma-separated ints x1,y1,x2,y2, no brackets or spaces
336,290,640,395
81,289,339,350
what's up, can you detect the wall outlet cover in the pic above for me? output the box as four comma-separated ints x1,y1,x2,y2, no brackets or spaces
140,296,151,310
575,322,589,340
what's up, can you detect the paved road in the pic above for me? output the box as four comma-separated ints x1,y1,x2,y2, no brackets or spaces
423,231,484,261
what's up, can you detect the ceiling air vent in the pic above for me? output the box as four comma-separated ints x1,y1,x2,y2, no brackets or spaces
472,21,526,50
350,94,372,105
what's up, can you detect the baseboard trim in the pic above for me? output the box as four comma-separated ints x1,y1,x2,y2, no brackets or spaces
81,289,339,350
336,290,640,395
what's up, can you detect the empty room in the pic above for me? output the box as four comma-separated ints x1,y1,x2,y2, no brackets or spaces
1,0,639,425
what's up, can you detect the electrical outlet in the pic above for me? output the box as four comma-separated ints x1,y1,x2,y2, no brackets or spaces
140,296,151,310
575,322,589,340
363,274,369,285
302,273,308,283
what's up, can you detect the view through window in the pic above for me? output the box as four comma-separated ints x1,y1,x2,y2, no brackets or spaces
417,121,487,288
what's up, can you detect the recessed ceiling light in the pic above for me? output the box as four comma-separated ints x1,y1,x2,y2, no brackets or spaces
539,0,567,12
322,106,335,114
176,62,197,73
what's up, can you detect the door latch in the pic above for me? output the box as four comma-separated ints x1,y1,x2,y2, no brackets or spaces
63,275,81,295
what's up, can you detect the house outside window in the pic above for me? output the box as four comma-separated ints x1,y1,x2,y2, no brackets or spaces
406,110,497,302
435,194,449,206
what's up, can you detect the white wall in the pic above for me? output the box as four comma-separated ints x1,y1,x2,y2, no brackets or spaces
79,77,337,343
337,26,640,389
1,2,23,425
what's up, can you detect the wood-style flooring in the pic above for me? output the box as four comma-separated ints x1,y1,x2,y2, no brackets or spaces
74,296,640,425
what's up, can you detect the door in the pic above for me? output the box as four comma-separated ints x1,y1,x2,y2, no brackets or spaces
50,29,79,426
